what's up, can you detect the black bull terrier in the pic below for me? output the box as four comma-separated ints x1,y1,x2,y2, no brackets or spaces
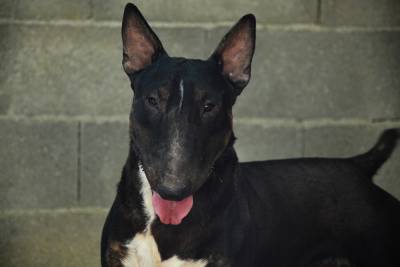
101,3,400,267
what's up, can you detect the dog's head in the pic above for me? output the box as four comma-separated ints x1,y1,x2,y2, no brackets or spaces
122,4,255,204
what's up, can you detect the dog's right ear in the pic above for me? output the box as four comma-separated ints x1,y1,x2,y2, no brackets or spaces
121,3,166,76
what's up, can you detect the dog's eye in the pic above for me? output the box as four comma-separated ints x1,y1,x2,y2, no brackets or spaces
146,96,158,106
203,102,215,113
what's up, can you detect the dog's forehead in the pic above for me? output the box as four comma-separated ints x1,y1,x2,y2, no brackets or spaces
135,57,226,94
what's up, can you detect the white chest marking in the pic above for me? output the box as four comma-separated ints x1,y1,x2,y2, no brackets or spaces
123,231,161,267
179,79,184,110
138,164,155,225
162,256,207,267
123,234,207,267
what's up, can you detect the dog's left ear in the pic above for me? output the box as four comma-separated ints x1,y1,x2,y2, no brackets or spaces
210,14,256,95
121,3,167,77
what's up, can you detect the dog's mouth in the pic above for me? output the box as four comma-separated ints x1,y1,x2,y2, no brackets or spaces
149,164,216,225
151,191,193,225
138,157,216,225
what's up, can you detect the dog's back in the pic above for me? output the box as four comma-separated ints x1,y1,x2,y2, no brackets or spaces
237,129,400,266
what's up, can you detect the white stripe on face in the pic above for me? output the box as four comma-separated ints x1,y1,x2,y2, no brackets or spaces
179,79,184,111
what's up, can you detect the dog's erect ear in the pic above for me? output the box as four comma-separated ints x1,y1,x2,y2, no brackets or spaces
210,14,256,95
122,3,166,76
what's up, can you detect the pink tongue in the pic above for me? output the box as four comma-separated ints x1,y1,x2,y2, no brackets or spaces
152,192,193,225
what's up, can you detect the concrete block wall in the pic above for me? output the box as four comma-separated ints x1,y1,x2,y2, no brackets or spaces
0,1,399,266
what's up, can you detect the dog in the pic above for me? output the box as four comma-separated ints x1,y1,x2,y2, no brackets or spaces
101,3,400,267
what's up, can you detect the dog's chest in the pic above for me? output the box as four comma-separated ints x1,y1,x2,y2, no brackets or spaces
121,166,207,267
123,232,207,267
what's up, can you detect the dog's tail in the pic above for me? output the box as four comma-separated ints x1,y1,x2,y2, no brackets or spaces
352,128,399,177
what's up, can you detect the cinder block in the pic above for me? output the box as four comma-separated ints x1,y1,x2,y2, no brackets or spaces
0,25,15,115
0,209,106,267
157,28,209,59
14,0,91,20
80,121,129,207
92,0,318,24
234,122,303,161
0,119,78,209
304,125,379,157
321,0,400,27
1,24,207,116
214,29,400,119
304,125,400,200
0,92,11,114
0,0,14,18
0,24,130,117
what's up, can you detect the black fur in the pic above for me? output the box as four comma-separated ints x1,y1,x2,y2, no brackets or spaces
101,4,400,267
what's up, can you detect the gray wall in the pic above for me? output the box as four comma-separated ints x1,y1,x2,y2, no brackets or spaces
0,0,400,266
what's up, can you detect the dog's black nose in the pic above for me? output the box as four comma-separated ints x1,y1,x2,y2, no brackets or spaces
156,183,190,201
